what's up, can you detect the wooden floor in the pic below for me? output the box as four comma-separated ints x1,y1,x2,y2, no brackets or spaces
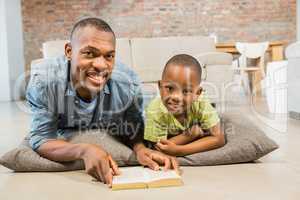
0,99,300,200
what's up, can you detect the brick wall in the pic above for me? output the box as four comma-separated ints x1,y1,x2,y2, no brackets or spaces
21,0,296,71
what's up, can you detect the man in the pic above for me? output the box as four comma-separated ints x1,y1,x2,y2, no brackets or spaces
26,17,178,187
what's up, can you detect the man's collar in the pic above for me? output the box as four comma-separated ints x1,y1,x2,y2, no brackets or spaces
103,83,110,94
65,79,111,97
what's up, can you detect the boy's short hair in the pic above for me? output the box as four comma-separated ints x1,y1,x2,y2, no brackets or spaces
70,17,115,40
163,54,202,81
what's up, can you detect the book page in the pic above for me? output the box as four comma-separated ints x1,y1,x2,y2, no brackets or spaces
112,167,147,185
143,167,181,182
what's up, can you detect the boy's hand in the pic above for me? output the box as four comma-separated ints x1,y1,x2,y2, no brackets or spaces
155,139,181,156
186,124,204,138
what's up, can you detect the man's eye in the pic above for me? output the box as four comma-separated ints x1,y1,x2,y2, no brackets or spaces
105,54,114,60
83,51,94,57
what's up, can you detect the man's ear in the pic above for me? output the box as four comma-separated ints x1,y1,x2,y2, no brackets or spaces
65,42,72,60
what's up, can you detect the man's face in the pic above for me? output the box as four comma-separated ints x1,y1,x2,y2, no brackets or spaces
65,26,115,100
159,64,202,117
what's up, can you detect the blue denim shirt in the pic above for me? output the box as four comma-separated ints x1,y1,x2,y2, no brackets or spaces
26,56,144,150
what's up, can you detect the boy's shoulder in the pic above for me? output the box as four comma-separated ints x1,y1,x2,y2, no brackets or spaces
146,96,168,116
192,93,212,109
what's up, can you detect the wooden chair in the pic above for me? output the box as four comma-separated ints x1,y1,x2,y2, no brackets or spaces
235,42,269,96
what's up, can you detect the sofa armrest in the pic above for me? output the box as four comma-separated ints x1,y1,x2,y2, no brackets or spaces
194,52,233,66
30,58,45,75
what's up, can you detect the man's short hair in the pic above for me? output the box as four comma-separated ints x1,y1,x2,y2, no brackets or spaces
70,17,115,40
163,54,202,81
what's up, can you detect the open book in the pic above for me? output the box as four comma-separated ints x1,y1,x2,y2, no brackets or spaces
112,166,183,190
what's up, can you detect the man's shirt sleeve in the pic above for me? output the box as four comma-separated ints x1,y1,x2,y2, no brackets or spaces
26,73,59,151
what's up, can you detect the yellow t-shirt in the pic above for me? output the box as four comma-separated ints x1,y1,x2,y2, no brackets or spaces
144,94,220,142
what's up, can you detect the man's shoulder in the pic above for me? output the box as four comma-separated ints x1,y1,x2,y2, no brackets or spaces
108,61,142,100
111,61,141,86
30,56,68,87
27,56,68,100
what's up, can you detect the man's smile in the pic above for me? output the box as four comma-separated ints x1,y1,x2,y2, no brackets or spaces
86,70,109,86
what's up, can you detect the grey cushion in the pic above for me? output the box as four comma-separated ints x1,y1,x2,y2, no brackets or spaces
178,113,279,166
0,113,278,172
0,131,134,172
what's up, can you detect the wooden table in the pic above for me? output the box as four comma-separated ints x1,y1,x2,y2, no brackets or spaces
216,41,285,61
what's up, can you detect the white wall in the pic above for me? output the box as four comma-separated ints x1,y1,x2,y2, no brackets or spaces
0,0,25,101
297,0,300,40
0,0,11,101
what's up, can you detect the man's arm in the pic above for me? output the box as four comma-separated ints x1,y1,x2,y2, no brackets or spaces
156,122,225,156
37,140,120,186
26,72,119,186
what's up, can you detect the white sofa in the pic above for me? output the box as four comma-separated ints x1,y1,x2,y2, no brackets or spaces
36,36,233,107
286,41,300,119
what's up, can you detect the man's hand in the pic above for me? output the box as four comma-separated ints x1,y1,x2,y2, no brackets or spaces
134,143,179,173
155,139,181,156
80,144,121,187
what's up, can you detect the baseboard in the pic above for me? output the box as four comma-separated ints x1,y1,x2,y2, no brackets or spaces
289,111,300,120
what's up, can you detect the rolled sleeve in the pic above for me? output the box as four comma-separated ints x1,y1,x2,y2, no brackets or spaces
26,75,58,150
198,97,220,130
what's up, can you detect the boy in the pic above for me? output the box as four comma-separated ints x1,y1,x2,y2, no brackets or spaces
144,54,225,156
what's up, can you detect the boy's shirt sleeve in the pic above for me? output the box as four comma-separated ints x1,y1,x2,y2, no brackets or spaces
144,99,168,143
195,95,220,130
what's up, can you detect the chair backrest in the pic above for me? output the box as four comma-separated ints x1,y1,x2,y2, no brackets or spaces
236,42,269,59
42,40,69,58
285,41,300,59
235,42,269,70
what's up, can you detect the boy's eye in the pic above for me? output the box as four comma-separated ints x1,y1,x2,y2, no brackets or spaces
183,89,192,95
164,86,173,92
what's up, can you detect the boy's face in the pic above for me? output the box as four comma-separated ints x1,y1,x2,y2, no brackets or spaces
159,64,202,117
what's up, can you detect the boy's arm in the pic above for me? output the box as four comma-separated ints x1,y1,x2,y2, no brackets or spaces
176,122,225,156
156,122,225,156
168,125,205,145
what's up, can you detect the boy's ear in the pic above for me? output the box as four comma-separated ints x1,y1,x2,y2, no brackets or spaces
158,80,162,88
196,85,203,95
65,42,72,60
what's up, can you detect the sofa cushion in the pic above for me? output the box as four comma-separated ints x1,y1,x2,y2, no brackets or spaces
116,38,133,68
130,36,216,82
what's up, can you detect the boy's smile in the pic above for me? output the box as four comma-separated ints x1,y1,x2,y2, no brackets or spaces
159,64,202,118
